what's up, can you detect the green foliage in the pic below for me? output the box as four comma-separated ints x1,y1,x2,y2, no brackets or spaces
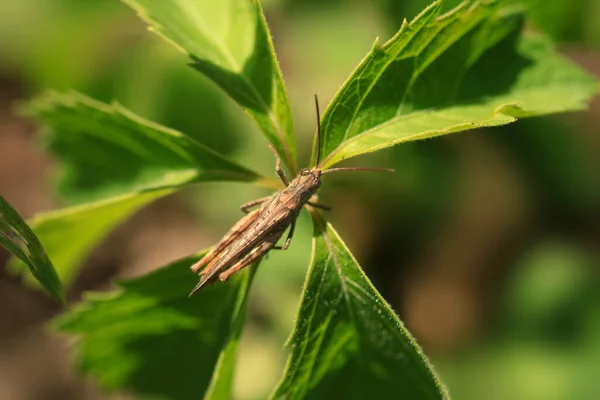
54,254,254,399
316,0,597,168
273,214,448,399
25,91,262,205
10,0,598,399
204,265,255,400
122,0,297,172
14,91,267,286
10,190,173,285
0,196,64,302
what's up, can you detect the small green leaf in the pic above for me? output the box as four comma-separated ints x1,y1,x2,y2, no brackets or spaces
54,254,253,399
122,0,297,173
9,189,173,286
317,0,598,168
25,90,263,205
0,196,65,303
272,213,448,399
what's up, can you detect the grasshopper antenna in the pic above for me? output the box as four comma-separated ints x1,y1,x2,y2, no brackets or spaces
314,94,322,168
322,167,395,174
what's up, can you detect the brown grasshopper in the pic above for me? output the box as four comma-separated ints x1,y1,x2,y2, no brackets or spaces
189,96,393,296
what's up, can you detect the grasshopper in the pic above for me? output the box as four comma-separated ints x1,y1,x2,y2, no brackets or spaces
189,96,393,296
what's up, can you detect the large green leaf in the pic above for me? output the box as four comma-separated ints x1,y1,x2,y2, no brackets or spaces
18,90,273,288
122,0,297,173
272,213,448,399
9,190,173,286
0,195,64,303
54,254,253,399
25,90,263,205
317,0,598,168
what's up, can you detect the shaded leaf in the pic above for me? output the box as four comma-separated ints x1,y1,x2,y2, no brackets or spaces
9,189,173,286
55,254,253,399
272,213,448,399
122,0,297,172
0,195,65,303
317,0,598,168
25,90,264,205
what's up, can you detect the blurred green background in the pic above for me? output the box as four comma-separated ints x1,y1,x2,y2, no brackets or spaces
0,0,598,399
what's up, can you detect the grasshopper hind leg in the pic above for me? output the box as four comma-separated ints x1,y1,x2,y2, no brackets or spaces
218,241,274,282
218,228,287,282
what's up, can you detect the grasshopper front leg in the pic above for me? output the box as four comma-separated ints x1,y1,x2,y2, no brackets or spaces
269,145,289,186
274,220,295,250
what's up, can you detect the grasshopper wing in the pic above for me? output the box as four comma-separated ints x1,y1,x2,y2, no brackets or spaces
190,209,260,274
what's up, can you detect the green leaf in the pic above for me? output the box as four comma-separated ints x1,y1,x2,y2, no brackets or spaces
9,189,173,286
317,0,599,168
17,90,275,287
54,253,253,399
0,195,65,303
122,0,297,173
272,213,448,399
24,90,264,205
205,264,257,400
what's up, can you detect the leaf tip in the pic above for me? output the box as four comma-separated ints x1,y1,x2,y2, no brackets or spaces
373,36,382,49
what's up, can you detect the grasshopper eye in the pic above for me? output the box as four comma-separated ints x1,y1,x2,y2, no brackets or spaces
300,168,310,176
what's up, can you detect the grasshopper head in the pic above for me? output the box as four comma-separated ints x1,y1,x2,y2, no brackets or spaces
297,167,322,199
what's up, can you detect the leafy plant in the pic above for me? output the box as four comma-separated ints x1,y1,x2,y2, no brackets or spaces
7,0,597,398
